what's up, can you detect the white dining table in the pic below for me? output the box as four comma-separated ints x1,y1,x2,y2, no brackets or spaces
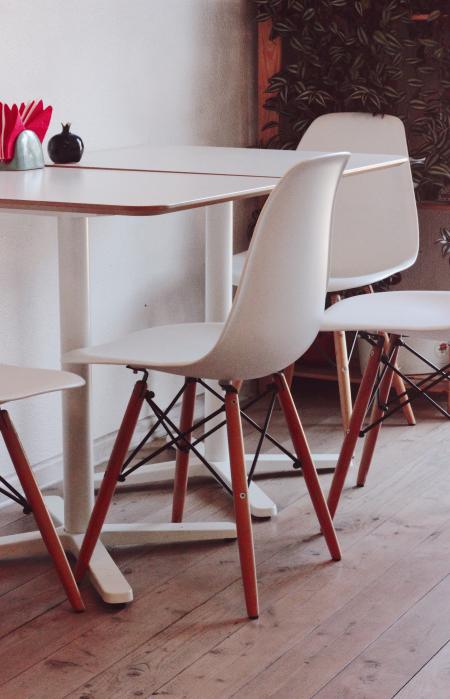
0,146,407,604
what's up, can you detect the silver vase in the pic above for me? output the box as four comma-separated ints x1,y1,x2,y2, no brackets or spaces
0,130,44,171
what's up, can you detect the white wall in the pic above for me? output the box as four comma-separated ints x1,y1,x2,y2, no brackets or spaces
0,0,256,491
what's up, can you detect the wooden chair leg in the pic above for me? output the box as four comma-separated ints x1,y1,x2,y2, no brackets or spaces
0,410,85,612
224,387,259,619
283,363,296,389
273,373,341,561
75,379,147,582
172,379,197,523
381,332,416,426
357,336,400,488
363,285,415,426
327,339,384,519
330,293,352,433
390,371,415,425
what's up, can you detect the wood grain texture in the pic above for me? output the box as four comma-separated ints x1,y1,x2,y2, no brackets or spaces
394,640,450,698
1,384,450,698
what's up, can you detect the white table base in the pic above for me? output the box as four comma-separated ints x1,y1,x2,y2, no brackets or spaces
0,496,236,603
97,452,342,518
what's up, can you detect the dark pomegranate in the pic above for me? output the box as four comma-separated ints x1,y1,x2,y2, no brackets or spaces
47,123,84,163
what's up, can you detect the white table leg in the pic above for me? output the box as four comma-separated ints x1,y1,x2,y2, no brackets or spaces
203,202,233,459
58,216,94,533
57,216,134,602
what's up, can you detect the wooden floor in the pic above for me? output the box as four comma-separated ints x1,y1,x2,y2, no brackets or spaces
1,380,450,698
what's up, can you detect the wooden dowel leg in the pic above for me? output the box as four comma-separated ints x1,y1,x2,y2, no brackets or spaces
391,370,416,425
357,337,400,488
283,363,296,389
330,294,352,432
0,410,85,612
364,286,415,427
224,387,259,619
75,379,147,582
327,339,384,519
382,332,416,426
273,373,341,561
172,379,197,523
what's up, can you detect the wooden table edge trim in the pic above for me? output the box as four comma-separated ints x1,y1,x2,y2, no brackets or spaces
0,188,277,217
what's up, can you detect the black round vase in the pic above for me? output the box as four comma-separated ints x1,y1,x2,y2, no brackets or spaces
47,123,84,164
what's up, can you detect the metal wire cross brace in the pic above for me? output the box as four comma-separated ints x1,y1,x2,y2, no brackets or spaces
359,332,450,438
117,371,301,492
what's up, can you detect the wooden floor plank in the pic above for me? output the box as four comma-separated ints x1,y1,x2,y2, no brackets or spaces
148,471,450,699
231,490,450,699
393,639,450,698
312,572,450,699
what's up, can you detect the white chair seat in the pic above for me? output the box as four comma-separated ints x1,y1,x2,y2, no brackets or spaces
64,322,225,374
321,291,450,340
232,250,405,293
0,364,84,404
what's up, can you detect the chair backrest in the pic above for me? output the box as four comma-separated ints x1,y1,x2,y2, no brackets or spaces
192,153,349,380
299,113,419,283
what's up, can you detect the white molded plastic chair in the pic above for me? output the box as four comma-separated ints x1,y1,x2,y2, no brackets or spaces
0,364,85,612
65,153,349,619
233,113,419,430
321,289,450,520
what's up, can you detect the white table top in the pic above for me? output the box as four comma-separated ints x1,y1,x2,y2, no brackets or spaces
0,147,407,216
48,144,408,179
